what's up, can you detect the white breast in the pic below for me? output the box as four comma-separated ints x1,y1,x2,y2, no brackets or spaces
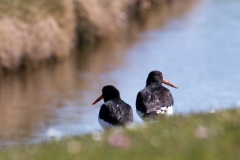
98,118,114,129
136,110,144,119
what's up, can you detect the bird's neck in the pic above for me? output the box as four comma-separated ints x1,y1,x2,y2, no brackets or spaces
146,82,162,86
104,96,120,102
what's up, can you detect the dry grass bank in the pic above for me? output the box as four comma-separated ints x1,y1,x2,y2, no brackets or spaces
0,0,75,71
74,0,137,43
0,0,197,72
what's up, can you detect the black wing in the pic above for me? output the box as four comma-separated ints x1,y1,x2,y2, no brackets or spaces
99,99,133,126
136,91,147,113
146,87,174,113
136,86,174,114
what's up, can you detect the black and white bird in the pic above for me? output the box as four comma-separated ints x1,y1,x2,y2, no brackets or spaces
136,70,178,120
92,85,133,129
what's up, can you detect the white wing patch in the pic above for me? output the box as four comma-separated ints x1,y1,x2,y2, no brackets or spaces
156,106,173,115
166,106,173,115
137,106,173,121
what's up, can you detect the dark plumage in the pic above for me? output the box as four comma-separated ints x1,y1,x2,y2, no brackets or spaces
92,85,133,129
136,70,178,120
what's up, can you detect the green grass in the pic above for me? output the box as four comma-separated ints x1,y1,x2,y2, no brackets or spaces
1,108,240,160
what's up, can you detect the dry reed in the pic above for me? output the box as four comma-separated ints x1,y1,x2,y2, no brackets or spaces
0,0,75,71
0,0,194,71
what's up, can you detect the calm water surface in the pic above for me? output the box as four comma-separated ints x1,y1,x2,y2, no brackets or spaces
0,0,240,148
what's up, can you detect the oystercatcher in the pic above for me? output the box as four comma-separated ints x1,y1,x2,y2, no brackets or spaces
136,70,178,120
92,85,133,129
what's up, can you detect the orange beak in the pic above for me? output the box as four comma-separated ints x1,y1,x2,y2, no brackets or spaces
92,95,103,105
163,79,178,89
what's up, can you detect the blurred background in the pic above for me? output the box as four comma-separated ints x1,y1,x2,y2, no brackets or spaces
0,0,239,149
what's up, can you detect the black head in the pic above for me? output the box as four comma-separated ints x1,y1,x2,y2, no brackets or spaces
92,85,120,105
146,70,163,86
146,70,178,88
102,85,120,102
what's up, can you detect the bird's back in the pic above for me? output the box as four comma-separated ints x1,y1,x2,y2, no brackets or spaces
99,98,133,127
136,84,174,118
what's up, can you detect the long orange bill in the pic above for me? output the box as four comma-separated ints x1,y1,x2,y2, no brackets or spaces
163,79,178,89
92,95,103,105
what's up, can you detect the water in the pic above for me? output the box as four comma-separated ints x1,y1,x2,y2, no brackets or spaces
0,0,240,148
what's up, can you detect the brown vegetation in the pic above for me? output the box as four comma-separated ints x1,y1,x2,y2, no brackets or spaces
0,0,75,71
0,0,195,72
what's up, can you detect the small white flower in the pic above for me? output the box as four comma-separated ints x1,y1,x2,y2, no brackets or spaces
46,128,62,140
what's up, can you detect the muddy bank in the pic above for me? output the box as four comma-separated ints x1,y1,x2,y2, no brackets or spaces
0,0,197,72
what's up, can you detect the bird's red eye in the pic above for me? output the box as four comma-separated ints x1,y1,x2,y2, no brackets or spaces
159,73,162,77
